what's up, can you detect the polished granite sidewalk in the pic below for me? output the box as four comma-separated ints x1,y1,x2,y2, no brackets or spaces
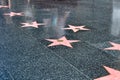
0,0,120,80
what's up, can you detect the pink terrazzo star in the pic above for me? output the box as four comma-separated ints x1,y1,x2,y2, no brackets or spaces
62,25,90,32
94,66,120,80
0,5,9,8
21,21,45,28
104,42,120,51
46,36,80,48
4,12,24,17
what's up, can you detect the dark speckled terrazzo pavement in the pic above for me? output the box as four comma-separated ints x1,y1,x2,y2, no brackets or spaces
1,0,120,80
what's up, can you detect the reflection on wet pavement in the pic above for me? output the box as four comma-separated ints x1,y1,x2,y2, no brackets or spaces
1,0,120,80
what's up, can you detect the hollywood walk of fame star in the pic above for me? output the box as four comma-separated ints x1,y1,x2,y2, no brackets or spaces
0,5,9,8
94,66,120,80
62,25,90,32
21,21,45,28
4,12,24,17
46,36,80,48
104,42,120,51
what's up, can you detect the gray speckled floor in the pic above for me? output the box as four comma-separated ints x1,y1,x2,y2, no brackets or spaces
0,0,120,80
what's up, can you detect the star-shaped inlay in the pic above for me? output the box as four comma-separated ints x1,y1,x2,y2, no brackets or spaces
46,36,80,48
104,42,120,51
0,5,9,8
95,66,120,80
62,25,90,32
4,12,24,17
21,21,45,28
